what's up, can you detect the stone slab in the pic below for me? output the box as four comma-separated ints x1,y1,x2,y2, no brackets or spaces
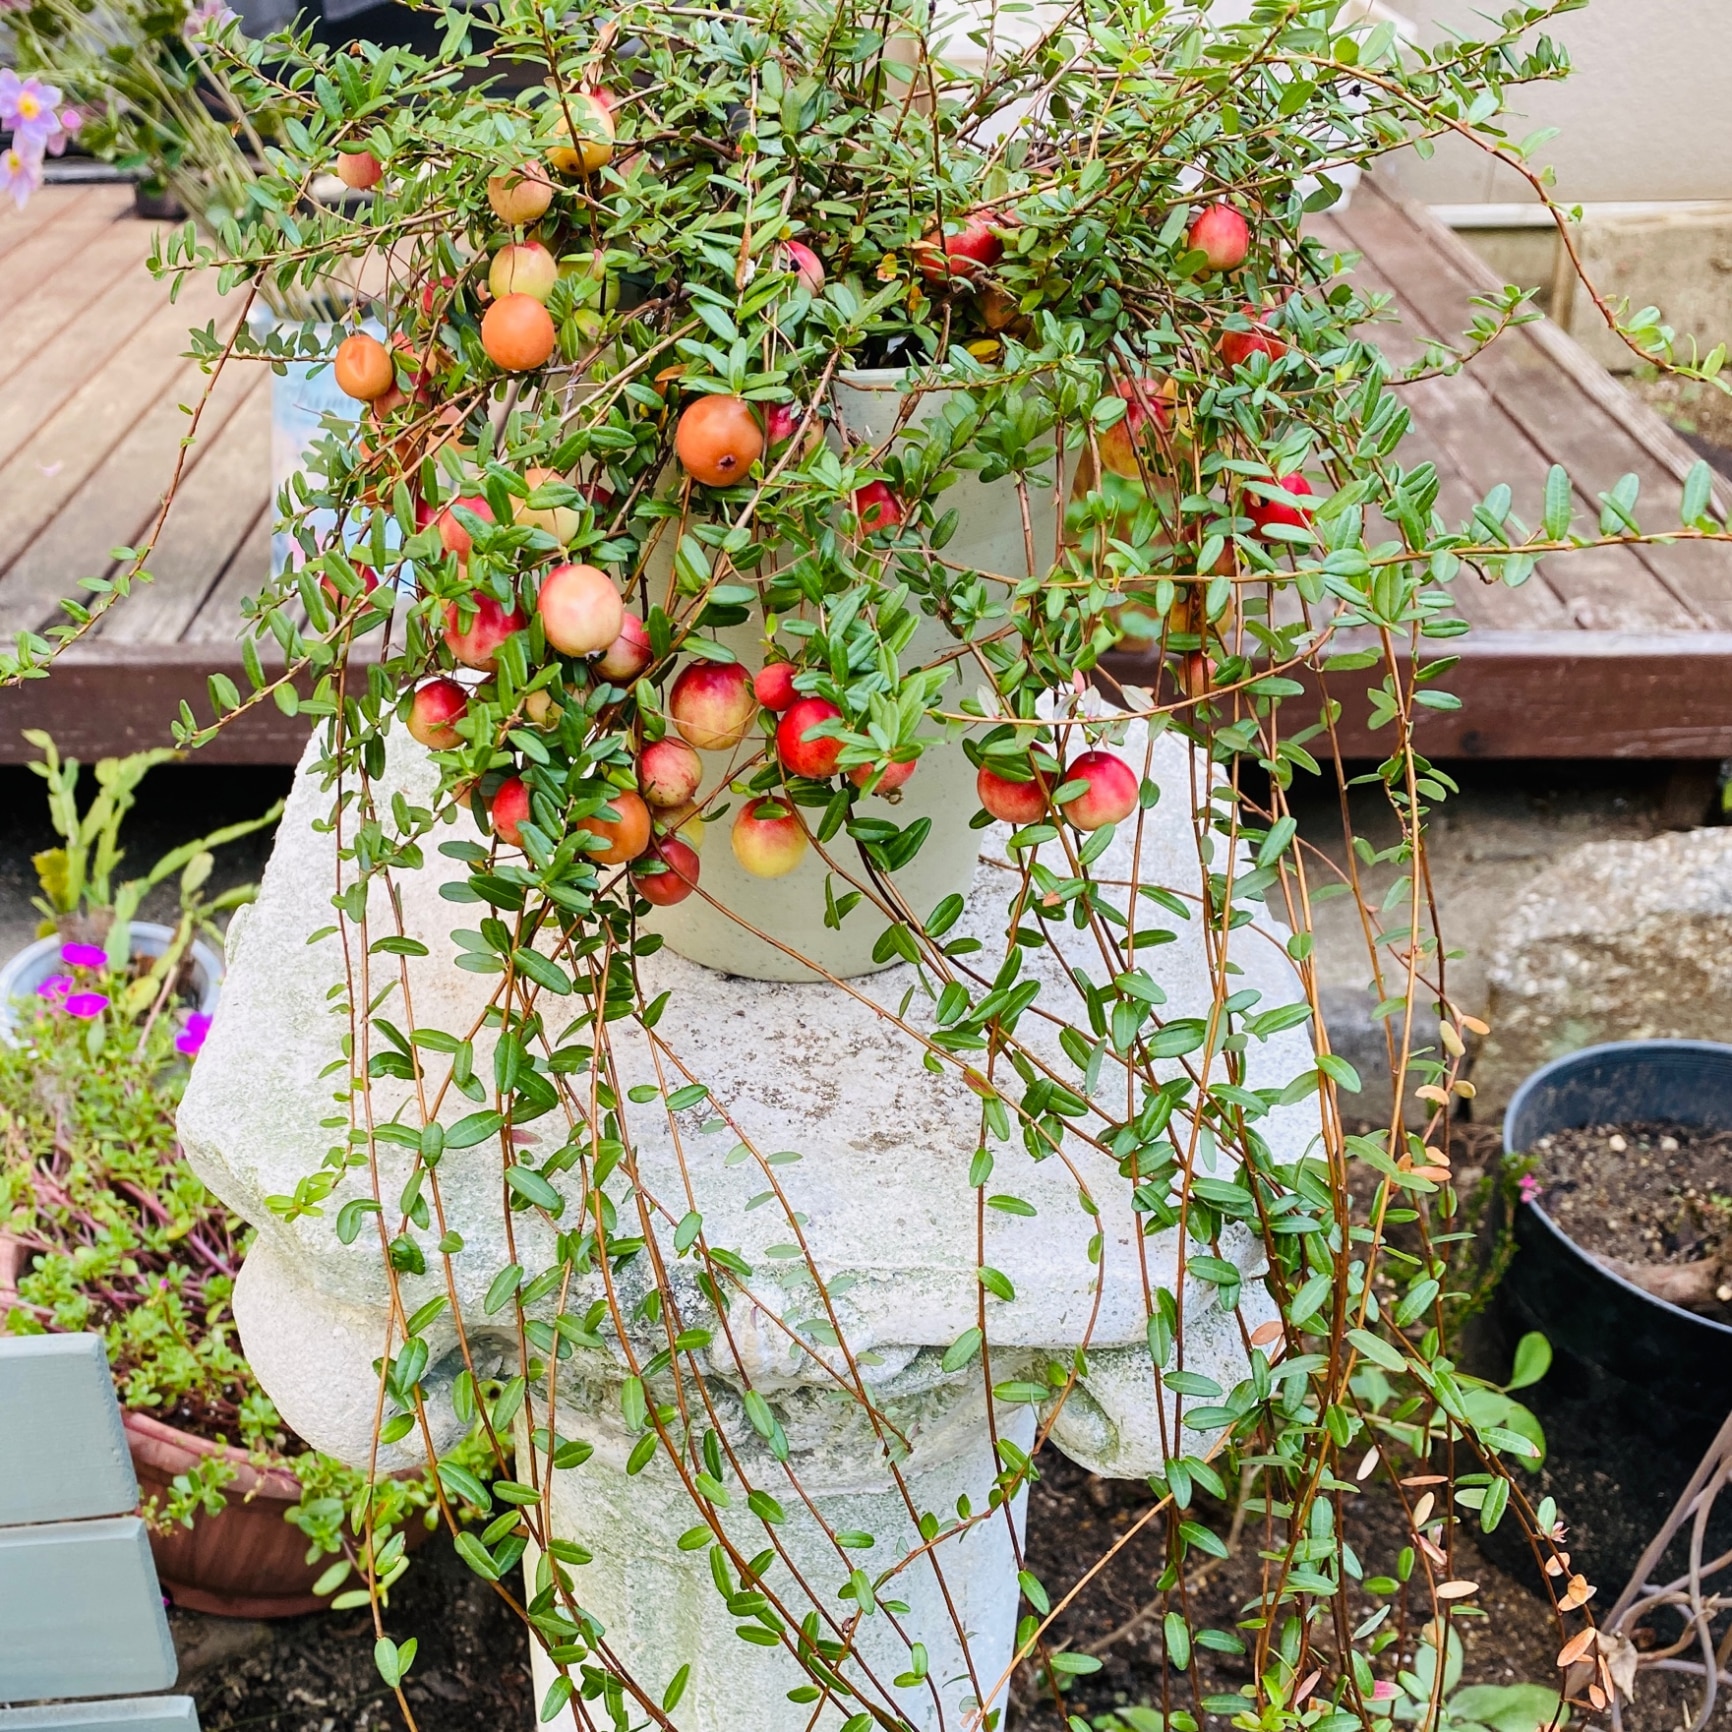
1477,826,1732,1109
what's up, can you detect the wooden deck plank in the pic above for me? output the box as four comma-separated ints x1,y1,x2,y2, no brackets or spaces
93,367,271,644
0,182,109,261
0,207,156,395
0,643,317,761
1106,632,1732,761
1315,206,1696,631
183,494,272,645
1319,240,1573,632
0,250,225,483
1331,183,1732,628
4,184,1731,763
0,278,236,636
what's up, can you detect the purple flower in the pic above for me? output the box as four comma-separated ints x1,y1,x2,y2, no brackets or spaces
0,143,41,212
63,992,109,1019
0,76,82,171
61,942,109,970
175,1013,213,1057
0,72,64,137
36,973,73,1001
1518,1173,1542,1204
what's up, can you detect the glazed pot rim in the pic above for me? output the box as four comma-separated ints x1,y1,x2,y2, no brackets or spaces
123,1405,308,1500
1502,1037,1732,1341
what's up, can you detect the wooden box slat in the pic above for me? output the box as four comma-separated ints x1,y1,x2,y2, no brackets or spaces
0,1337,137,1528
0,1518,177,1701
0,1699,198,1731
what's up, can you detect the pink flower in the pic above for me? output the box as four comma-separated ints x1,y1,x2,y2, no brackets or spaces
61,942,109,970
1518,1173,1543,1205
0,143,41,212
183,0,237,38
36,974,73,1001
63,991,109,1019
1370,1681,1398,1701
174,1013,212,1057
44,109,82,158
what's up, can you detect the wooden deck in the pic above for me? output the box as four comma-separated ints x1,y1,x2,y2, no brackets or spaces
0,176,1728,763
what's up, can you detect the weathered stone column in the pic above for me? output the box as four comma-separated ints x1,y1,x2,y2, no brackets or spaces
180,719,1316,1731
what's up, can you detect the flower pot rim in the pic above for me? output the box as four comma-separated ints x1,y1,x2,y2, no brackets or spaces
0,923,223,1047
1502,1037,1732,1341
122,1405,307,1502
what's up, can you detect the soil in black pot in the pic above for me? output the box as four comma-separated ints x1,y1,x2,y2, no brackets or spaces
1526,1122,1732,1323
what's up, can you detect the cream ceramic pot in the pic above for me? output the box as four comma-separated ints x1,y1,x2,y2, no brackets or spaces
642,369,1061,982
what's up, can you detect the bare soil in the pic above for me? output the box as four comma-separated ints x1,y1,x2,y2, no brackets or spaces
1016,1455,1730,1732
173,1535,533,1730
1525,1123,1732,1322
174,1455,1729,1732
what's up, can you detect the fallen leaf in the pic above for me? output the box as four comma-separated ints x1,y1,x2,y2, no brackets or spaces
1434,1580,1478,1600
1412,1492,1435,1528
1557,1628,1597,1668
1600,1636,1637,1701
1356,1446,1380,1481
1294,1671,1321,1706
1401,1474,1446,1487
1558,1573,1595,1612
1250,1319,1284,1347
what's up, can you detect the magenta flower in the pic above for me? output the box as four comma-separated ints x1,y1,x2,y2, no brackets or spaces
61,942,109,970
175,1013,213,1057
63,992,109,1019
1518,1173,1542,1204
0,143,41,212
36,973,72,1001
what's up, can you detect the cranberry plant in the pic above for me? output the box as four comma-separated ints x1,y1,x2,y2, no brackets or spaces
7,0,1726,1727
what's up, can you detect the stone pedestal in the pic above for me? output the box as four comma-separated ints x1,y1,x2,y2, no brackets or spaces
179,718,1318,1730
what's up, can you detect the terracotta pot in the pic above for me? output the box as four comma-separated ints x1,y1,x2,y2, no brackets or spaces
123,1408,328,1618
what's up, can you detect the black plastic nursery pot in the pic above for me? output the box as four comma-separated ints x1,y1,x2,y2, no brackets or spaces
1474,1040,1732,1596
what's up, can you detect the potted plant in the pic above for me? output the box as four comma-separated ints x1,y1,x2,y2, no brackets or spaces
1478,1040,1732,1592
0,733,281,1045
15,0,1729,1723
0,978,493,1616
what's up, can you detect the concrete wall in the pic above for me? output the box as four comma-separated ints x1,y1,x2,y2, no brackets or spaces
1376,0,1732,208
